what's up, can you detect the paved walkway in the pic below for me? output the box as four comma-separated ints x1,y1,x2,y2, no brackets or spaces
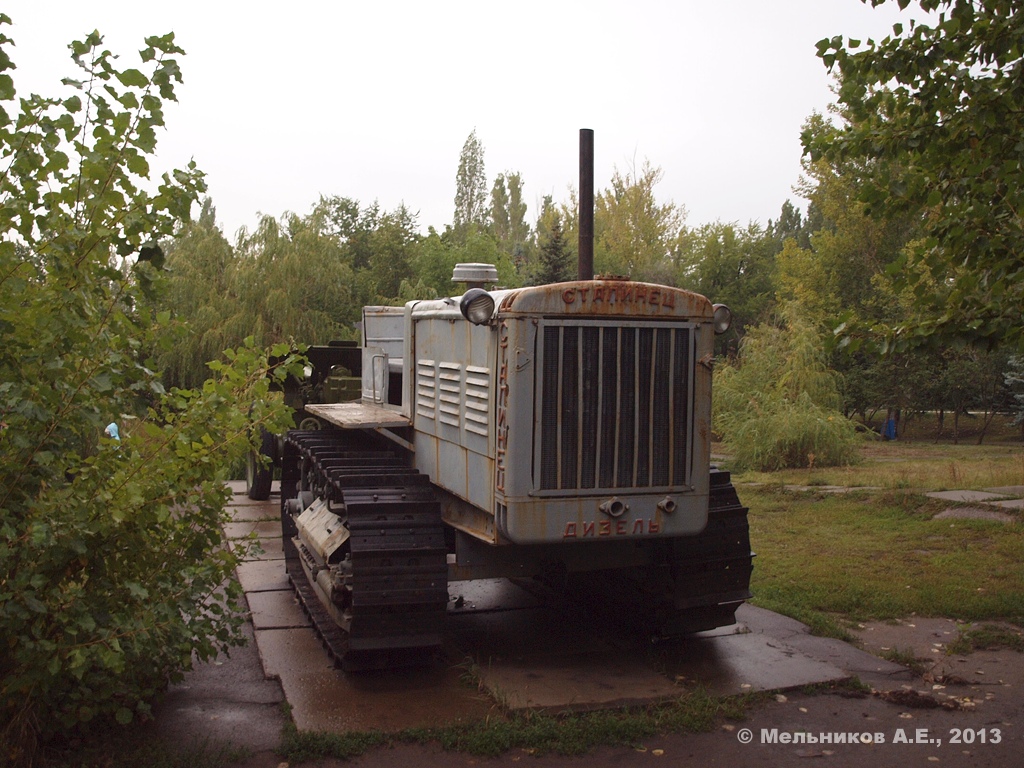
149,480,1022,765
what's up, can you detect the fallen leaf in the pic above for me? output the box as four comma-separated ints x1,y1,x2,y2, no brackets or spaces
775,694,788,703
652,749,665,757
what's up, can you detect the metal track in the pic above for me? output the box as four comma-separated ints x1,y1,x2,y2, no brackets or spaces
281,429,448,671
661,467,755,633
567,468,754,637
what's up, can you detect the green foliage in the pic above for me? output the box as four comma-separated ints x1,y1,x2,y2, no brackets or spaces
806,0,1024,349
153,195,424,389
528,206,572,286
489,171,531,265
452,129,488,240
714,306,862,470
673,220,777,349
594,161,685,283
0,22,302,763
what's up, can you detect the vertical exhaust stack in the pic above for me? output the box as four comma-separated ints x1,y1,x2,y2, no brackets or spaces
579,128,594,281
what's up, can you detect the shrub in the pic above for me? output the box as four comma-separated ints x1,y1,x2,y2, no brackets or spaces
713,305,862,471
0,20,300,763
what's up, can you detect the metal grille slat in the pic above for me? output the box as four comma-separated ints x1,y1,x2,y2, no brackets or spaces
538,321,693,493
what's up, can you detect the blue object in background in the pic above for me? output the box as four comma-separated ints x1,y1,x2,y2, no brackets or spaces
105,422,120,441
883,417,896,440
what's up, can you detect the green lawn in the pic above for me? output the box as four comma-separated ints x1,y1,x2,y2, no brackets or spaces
740,456,1024,638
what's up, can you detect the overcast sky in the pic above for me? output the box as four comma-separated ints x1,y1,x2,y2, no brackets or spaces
4,1,923,240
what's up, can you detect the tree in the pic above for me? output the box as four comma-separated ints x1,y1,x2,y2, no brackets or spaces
0,23,299,760
594,161,685,282
713,303,862,471
530,208,572,286
490,171,530,264
806,0,1024,350
452,129,488,239
674,221,777,349
156,199,239,389
1005,355,1024,439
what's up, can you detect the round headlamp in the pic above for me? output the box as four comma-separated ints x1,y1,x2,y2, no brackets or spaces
712,304,733,335
459,288,495,325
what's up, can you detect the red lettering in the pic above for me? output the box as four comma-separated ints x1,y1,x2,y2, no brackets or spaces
661,290,675,309
648,520,660,534
562,288,576,304
599,520,611,536
649,289,660,306
583,521,595,537
635,285,648,302
615,520,627,535
563,523,577,538
633,519,645,534
593,286,605,302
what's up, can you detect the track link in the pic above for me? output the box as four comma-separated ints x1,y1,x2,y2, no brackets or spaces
281,429,448,671
568,468,754,637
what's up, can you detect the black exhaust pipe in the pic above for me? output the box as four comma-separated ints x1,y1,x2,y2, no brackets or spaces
579,128,594,281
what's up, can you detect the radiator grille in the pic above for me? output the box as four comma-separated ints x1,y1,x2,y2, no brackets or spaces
538,322,693,492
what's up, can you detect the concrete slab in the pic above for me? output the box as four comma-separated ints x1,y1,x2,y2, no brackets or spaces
233,534,285,562
925,490,1008,502
783,485,881,494
227,502,279,522
237,559,291,593
477,651,683,710
658,632,849,697
443,588,856,712
986,497,1024,511
984,485,1024,496
227,480,281,495
447,578,543,612
149,622,286,752
934,506,1017,523
737,605,912,687
255,627,494,732
246,589,311,630
223,520,282,540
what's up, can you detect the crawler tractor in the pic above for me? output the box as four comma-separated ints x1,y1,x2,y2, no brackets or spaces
279,260,754,670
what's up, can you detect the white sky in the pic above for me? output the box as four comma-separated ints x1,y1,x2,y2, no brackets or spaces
3,1,922,241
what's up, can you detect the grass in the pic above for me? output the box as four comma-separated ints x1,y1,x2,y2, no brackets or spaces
732,419,1024,637
945,623,1024,655
279,688,759,762
745,485,1024,627
33,734,251,768
734,443,1024,492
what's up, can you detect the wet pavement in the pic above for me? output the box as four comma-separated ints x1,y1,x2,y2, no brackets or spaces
150,481,1023,766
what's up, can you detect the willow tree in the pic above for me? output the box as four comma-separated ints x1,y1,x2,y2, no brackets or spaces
714,304,862,471
156,200,240,389
227,210,359,346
